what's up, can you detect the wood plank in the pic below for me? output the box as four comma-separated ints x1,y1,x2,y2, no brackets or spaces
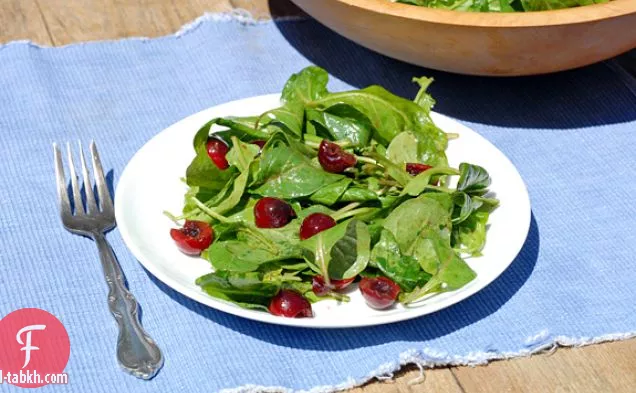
452,338,636,393
350,368,464,393
0,0,53,45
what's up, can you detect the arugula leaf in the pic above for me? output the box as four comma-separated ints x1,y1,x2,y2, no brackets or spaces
521,0,607,11
412,77,436,112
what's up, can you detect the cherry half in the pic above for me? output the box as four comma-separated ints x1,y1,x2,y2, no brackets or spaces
254,197,297,228
269,290,313,318
318,140,356,173
300,213,336,240
312,275,356,296
170,220,214,256
359,277,401,309
406,163,432,176
206,138,229,170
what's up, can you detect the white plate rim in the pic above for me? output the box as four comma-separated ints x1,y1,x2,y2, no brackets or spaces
115,93,531,328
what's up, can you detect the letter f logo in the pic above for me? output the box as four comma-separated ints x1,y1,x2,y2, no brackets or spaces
16,325,46,368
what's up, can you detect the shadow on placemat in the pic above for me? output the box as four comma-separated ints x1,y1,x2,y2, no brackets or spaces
145,213,539,351
271,13,636,129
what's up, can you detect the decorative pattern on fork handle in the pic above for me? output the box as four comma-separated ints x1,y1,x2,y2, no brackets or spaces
54,142,163,380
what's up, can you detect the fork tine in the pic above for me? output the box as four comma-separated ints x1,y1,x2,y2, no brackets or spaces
66,143,85,215
91,141,114,216
79,142,99,214
54,143,72,218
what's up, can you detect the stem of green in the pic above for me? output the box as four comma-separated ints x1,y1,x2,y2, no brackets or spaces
446,133,460,140
355,156,377,165
331,207,377,222
163,210,182,225
190,197,231,223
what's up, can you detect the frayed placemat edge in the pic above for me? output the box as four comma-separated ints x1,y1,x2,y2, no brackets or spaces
217,330,636,393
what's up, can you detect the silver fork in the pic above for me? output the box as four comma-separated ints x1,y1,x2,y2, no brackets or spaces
54,141,163,380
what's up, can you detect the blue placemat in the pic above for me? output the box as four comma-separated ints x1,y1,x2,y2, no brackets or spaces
1,12,635,393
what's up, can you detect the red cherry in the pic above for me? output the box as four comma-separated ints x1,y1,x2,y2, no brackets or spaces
406,163,433,176
254,197,297,228
359,277,400,309
268,290,313,318
251,140,266,149
206,138,229,170
312,275,356,296
300,213,337,240
170,220,214,255
318,140,356,173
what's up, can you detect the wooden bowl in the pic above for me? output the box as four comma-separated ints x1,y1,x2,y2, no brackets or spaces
288,0,636,76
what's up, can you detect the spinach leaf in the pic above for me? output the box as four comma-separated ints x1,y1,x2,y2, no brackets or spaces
400,229,476,304
251,144,345,199
281,66,329,104
382,194,453,253
372,229,432,292
185,121,235,190
312,85,442,146
226,137,260,173
452,211,490,256
196,271,280,307
338,187,379,203
457,163,491,193
312,104,374,146
212,117,270,140
257,101,304,136
386,132,419,164
310,178,353,205
301,219,370,280
204,240,280,272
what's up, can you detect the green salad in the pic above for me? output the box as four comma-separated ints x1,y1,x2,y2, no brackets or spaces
394,0,610,12
166,66,498,318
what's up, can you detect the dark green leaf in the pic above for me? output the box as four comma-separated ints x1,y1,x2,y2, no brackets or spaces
456,163,491,193
196,271,280,306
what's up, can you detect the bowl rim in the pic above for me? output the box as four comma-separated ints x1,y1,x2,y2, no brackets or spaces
337,0,636,27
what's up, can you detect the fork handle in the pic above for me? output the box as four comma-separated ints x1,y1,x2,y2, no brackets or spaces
94,233,164,379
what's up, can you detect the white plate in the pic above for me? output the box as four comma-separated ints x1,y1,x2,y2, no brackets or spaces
115,94,531,328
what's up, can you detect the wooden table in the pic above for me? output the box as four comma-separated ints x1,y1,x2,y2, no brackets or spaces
2,1,633,391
